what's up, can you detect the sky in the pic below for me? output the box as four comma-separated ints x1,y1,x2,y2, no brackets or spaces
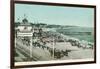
15,4,94,27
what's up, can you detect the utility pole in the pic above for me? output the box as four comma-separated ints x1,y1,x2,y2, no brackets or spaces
53,36,55,59
30,36,33,58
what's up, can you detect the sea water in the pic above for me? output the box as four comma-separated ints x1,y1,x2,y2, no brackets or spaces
57,27,94,43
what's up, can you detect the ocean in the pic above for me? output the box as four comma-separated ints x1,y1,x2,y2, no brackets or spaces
56,27,94,43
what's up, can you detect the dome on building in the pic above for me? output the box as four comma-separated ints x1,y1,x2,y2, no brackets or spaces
22,18,28,24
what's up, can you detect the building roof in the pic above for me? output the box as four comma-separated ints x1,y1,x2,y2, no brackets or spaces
22,18,28,23
18,18,32,26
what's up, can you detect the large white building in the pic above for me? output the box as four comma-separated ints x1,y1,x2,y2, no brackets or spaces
16,18,33,36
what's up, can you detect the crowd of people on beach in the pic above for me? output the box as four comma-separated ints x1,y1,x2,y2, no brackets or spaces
66,39,94,49
15,28,94,60
17,35,70,59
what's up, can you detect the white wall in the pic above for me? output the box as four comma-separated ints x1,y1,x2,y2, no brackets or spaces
18,26,32,31
0,0,100,69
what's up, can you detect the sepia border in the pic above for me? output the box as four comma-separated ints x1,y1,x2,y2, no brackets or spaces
10,0,96,69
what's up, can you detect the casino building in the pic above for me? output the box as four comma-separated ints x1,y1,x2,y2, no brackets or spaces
15,17,44,57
